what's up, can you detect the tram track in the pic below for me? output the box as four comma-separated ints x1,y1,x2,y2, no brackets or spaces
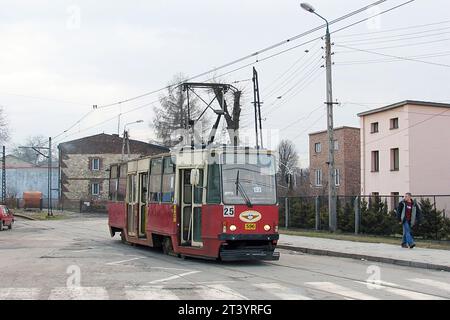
11,218,449,300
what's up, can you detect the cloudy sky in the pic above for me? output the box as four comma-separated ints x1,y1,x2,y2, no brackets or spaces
1,0,449,166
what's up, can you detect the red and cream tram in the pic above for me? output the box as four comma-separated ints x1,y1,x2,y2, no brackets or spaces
107,147,280,261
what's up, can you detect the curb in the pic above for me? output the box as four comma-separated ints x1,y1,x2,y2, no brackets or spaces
278,245,450,272
13,213,38,221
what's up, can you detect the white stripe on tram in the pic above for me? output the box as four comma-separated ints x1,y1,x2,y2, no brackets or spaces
125,286,180,300
305,282,380,300
48,287,109,300
254,283,312,300
0,288,41,300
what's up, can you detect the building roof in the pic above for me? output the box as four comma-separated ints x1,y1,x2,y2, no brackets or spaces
309,126,360,136
357,100,450,117
58,133,169,155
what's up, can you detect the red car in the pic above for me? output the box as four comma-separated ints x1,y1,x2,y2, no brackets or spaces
0,205,14,231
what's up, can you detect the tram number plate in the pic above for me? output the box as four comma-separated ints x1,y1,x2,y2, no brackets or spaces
223,206,235,217
245,223,257,230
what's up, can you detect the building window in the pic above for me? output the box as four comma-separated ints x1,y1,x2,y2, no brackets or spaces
91,183,100,196
391,148,399,171
371,151,379,172
314,143,322,153
334,140,339,151
371,122,379,133
390,118,399,130
334,168,340,186
91,158,100,171
315,169,322,187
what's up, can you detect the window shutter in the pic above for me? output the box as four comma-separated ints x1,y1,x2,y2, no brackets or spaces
99,182,103,196
88,182,92,195
88,158,92,170
99,158,103,171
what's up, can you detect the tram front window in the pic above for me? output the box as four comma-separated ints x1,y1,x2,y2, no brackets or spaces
222,153,277,205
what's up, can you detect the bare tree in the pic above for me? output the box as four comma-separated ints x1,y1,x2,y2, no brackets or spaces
277,139,299,188
12,135,50,165
0,106,9,143
152,74,209,147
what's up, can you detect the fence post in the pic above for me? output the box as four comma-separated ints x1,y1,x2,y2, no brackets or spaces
315,196,320,231
285,197,289,229
354,196,360,235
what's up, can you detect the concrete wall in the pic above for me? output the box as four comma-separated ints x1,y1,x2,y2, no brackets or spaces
1,168,59,199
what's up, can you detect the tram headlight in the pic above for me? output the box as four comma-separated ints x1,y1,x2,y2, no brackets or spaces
264,225,271,231
229,225,237,232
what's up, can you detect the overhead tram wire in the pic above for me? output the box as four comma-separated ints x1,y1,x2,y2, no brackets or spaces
335,44,450,68
336,38,450,53
52,0,415,142
335,51,450,66
333,19,450,38
53,99,159,144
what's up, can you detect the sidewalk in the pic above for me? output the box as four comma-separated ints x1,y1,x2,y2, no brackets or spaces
278,234,450,272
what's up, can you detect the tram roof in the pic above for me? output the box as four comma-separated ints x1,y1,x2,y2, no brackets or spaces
111,146,275,168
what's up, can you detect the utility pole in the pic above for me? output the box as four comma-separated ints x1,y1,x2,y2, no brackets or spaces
2,146,5,205
301,2,337,232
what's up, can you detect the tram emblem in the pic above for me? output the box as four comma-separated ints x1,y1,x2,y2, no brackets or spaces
239,211,262,223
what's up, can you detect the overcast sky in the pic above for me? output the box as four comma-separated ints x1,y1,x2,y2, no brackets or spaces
1,0,449,167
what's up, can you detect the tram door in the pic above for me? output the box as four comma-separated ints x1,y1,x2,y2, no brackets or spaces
180,169,204,247
127,174,138,237
138,173,148,238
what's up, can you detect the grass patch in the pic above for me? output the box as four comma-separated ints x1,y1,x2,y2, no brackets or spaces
280,228,450,250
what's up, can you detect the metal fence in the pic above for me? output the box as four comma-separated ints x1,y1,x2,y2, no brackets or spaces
279,195,450,241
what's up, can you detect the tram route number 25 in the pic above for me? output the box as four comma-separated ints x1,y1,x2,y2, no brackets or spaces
223,206,235,217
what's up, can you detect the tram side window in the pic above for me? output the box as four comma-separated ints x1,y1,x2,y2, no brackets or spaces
109,165,118,201
162,157,175,203
149,158,163,203
117,165,127,201
128,174,137,203
207,164,221,204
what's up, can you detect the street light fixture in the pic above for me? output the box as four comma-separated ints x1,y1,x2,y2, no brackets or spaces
122,120,144,161
301,2,337,232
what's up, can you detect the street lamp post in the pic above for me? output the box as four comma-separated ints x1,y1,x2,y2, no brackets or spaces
122,120,144,161
301,2,337,232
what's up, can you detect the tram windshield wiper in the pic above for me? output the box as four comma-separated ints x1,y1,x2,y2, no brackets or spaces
235,170,253,207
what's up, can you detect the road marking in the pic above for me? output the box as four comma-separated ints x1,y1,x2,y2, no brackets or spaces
409,278,450,293
355,281,445,300
254,283,312,300
383,287,446,300
48,287,109,300
0,288,40,300
106,257,145,265
305,282,380,300
149,271,200,284
194,284,248,300
125,286,180,300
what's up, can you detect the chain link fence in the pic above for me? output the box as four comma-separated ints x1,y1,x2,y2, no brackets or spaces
279,195,450,241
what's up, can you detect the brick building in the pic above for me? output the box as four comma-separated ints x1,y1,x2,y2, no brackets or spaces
58,134,169,205
309,126,361,196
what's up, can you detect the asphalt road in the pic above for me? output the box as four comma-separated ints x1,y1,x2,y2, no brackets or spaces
0,217,449,300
